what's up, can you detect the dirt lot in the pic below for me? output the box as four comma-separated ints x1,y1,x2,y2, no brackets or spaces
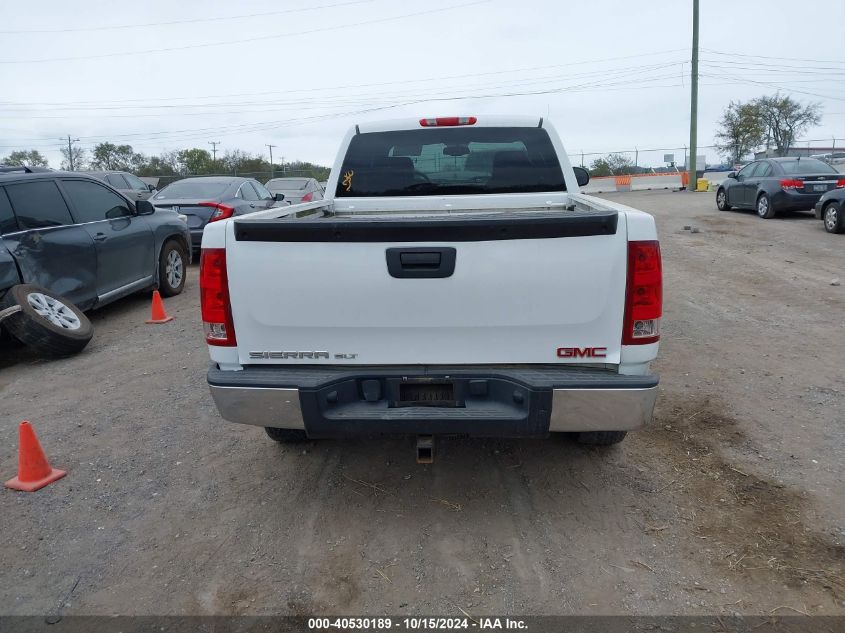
1,189,843,617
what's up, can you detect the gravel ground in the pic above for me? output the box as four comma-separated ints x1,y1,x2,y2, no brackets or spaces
1,189,843,617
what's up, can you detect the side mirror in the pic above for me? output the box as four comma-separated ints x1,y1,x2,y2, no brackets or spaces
147,183,156,192
136,200,155,215
727,172,737,179
274,192,285,202
573,166,590,187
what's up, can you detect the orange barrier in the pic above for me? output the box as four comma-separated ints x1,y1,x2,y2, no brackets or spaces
680,171,690,187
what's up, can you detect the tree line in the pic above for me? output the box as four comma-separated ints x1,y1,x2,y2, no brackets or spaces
1,92,827,179
585,93,825,177
1,143,331,181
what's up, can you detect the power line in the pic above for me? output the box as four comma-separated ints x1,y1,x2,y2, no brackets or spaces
0,61,686,116
0,71,691,148
0,0,374,34
0,1,490,65
703,48,845,67
0,49,687,107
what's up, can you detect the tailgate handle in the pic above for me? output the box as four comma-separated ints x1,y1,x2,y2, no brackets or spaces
386,247,456,278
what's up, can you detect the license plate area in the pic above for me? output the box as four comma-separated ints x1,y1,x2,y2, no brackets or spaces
397,381,456,407
812,184,828,192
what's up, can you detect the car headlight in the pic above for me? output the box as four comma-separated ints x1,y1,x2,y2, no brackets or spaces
178,214,188,224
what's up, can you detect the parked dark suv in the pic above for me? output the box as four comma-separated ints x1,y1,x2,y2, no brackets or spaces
0,166,191,314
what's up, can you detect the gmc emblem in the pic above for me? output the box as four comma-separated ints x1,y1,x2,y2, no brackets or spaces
557,347,607,358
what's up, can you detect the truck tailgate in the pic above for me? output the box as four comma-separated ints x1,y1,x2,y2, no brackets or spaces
226,211,627,366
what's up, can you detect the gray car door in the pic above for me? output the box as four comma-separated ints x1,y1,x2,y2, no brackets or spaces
252,180,277,209
733,162,758,206
60,178,156,301
123,173,154,201
2,180,99,310
236,181,263,213
745,161,772,203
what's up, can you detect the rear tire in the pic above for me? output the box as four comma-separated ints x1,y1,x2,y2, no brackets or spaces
0,284,93,357
264,427,308,443
823,202,844,234
576,430,627,446
756,193,776,219
158,239,187,297
716,188,730,211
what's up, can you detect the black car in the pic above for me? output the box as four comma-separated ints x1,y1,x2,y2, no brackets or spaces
150,177,284,251
716,157,844,219
0,166,191,354
814,187,845,234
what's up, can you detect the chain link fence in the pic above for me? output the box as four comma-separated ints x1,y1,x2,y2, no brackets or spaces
567,138,845,176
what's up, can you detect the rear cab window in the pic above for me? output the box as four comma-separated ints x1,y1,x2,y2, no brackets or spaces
336,126,565,197
5,180,74,229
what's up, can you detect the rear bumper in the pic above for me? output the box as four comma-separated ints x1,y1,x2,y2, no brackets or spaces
771,190,825,212
207,365,659,438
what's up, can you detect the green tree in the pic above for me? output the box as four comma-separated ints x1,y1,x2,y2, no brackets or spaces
91,142,140,170
589,153,634,177
715,100,765,164
136,152,179,177
177,148,213,175
60,144,87,171
752,93,822,157
2,149,49,167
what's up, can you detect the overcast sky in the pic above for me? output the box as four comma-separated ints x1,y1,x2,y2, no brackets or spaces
1,0,843,169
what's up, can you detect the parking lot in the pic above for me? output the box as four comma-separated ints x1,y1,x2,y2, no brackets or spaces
1,189,843,617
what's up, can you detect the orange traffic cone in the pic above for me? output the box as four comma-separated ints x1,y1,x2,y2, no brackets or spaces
5,421,67,492
145,290,173,324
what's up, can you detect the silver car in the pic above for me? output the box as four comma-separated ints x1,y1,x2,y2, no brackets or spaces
87,170,157,201
264,177,324,205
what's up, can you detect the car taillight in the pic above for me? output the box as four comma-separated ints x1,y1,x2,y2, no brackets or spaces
836,179,845,188
199,201,235,222
200,248,236,346
419,116,477,127
301,192,314,202
623,241,662,345
780,179,803,190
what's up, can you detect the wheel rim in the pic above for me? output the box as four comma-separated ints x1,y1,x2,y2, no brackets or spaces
757,196,769,216
165,249,183,288
26,293,82,330
825,206,838,231
717,191,726,208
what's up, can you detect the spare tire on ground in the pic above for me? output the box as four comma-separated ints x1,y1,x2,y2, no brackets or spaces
0,284,93,357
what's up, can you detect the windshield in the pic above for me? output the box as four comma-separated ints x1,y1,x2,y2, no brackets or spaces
336,127,565,197
267,178,309,191
779,159,838,175
154,180,230,200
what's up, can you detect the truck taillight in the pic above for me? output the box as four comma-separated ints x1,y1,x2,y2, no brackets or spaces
780,179,803,190
200,201,235,222
419,116,477,127
200,248,237,346
301,192,314,202
622,240,662,345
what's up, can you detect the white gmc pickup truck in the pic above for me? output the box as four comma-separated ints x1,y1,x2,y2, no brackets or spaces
201,116,662,454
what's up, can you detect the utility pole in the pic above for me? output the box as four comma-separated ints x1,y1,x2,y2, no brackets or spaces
266,144,276,179
208,141,221,165
687,0,699,191
281,156,286,175
61,135,81,171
